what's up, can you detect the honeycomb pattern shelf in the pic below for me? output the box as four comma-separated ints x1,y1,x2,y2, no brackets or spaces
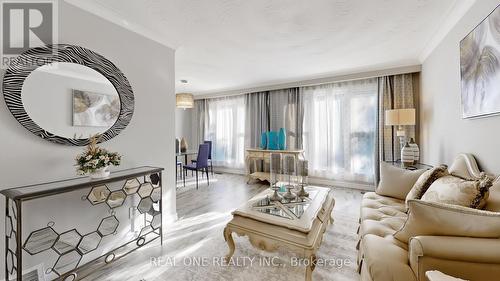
1,166,164,281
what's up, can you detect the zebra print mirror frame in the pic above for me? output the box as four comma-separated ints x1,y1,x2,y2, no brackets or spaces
2,44,134,146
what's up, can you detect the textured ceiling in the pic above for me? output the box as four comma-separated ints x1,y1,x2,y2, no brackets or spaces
66,0,459,94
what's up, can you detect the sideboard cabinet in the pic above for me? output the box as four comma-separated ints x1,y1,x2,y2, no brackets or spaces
245,148,305,183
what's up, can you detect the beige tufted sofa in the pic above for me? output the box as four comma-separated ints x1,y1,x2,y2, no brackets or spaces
357,154,500,281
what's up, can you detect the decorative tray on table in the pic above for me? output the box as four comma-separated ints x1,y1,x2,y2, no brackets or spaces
232,186,329,233
252,189,318,219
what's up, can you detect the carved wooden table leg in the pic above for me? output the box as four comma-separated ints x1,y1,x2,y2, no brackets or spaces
245,153,251,183
223,226,235,263
305,254,317,281
224,187,334,281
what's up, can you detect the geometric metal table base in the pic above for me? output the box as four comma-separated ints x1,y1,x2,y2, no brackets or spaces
2,167,164,281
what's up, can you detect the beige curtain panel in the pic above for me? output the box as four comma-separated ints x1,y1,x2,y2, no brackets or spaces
376,73,420,182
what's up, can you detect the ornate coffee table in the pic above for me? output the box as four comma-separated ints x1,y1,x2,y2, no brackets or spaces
224,186,335,281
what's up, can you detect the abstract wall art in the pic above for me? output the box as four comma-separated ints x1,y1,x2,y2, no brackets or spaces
73,90,120,127
460,4,500,118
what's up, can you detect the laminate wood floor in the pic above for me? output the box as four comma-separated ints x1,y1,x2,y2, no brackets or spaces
82,173,364,281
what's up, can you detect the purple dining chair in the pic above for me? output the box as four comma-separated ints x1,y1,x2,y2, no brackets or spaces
183,143,210,189
192,140,213,175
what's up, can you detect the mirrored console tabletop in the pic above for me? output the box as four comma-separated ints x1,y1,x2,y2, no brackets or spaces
1,166,163,281
252,189,319,220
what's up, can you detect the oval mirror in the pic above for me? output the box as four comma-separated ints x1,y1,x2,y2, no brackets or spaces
22,62,120,139
3,44,134,146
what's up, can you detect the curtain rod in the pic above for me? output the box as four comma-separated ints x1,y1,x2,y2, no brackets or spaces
193,64,421,100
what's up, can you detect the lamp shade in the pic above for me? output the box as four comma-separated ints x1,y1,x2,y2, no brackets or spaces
385,108,415,126
176,93,194,109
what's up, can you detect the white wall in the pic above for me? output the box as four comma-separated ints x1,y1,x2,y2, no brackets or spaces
420,0,500,173
0,2,176,279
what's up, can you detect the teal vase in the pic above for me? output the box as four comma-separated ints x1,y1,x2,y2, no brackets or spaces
260,132,267,149
267,131,279,150
278,128,286,150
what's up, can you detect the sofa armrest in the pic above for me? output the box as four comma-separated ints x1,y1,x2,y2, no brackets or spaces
409,236,500,281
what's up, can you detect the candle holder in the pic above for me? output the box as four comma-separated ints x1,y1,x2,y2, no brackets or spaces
282,155,297,200
269,153,283,202
296,160,309,198
283,186,296,201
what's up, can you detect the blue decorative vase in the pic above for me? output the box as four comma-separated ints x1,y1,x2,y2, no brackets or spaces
278,128,286,150
260,132,267,149
267,131,279,150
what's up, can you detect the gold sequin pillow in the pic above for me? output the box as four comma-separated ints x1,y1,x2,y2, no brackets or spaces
421,173,493,209
405,165,448,210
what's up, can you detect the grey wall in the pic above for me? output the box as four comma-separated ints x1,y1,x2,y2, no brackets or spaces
420,0,500,173
0,2,176,279
175,108,193,148
22,67,117,138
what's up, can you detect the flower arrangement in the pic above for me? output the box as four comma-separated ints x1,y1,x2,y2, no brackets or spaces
75,134,121,177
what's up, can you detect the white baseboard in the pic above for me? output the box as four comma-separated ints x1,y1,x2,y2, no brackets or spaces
213,167,246,175
308,176,374,191
163,212,178,224
212,167,375,191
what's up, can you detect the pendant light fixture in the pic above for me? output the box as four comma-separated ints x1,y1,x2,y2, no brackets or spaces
176,93,194,109
176,79,194,109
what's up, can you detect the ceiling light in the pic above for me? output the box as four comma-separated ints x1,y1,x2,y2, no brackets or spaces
176,93,194,109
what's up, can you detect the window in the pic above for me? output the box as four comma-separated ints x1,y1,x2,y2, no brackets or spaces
205,95,246,169
302,78,377,183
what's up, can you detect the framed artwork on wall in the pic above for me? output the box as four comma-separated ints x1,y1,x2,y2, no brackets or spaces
460,4,500,119
73,89,120,127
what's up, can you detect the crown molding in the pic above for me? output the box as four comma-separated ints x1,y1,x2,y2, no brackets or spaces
418,0,477,62
193,64,421,100
63,0,177,50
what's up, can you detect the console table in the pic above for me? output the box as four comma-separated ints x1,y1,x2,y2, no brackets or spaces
1,166,163,281
245,148,305,183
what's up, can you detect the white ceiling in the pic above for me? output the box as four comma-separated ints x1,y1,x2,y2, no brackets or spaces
65,0,471,95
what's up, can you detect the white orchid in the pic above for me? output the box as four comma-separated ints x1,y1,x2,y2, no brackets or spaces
75,134,121,176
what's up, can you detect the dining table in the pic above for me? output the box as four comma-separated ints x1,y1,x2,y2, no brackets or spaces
176,150,198,165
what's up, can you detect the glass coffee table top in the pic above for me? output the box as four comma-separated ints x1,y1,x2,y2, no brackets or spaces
252,189,318,220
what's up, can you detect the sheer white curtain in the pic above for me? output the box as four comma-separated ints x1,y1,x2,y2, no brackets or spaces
205,95,246,169
302,78,378,183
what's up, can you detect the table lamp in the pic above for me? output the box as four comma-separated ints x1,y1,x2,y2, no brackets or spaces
385,108,415,158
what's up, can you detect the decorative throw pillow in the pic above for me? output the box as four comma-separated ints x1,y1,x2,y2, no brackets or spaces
405,165,448,209
486,180,500,212
394,199,500,243
421,173,493,209
376,162,426,200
